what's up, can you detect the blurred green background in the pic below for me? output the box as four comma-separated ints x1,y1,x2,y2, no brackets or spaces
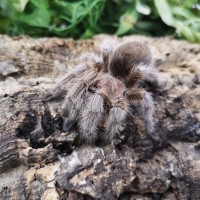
0,0,200,42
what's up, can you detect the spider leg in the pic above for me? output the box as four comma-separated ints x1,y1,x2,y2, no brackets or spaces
126,88,144,101
104,100,129,142
127,88,154,133
142,92,154,132
43,52,103,102
78,52,102,66
42,64,88,102
125,68,143,88
62,96,84,131
79,92,104,143
62,83,85,131
44,55,103,131
101,39,115,68
137,63,162,88
62,70,99,131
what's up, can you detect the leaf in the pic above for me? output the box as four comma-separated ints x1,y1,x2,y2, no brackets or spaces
171,6,198,20
71,2,86,23
176,22,200,43
85,0,105,28
136,0,151,15
30,0,49,9
116,6,139,35
12,0,29,12
19,8,51,27
81,28,95,39
154,0,200,42
154,0,174,26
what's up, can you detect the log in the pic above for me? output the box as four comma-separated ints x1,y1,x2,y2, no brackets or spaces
0,34,200,200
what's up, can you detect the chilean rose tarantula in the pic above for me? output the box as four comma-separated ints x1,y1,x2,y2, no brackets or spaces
43,41,161,143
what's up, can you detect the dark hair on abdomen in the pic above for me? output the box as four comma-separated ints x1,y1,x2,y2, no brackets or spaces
108,41,152,78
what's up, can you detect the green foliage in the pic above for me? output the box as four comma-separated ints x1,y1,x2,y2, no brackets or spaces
0,0,199,42
154,0,200,43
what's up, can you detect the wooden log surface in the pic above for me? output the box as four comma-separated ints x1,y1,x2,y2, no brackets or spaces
0,34,200,200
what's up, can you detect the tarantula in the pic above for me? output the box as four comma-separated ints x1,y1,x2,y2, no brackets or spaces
43,41,160,143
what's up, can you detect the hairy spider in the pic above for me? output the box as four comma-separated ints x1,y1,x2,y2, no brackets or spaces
43,41,160,143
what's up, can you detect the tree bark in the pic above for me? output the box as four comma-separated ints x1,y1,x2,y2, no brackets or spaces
0,34,200,200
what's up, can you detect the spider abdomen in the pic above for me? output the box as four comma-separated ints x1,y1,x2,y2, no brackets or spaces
108,41,153,79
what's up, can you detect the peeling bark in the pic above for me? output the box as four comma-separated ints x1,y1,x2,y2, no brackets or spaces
0,35,200,200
